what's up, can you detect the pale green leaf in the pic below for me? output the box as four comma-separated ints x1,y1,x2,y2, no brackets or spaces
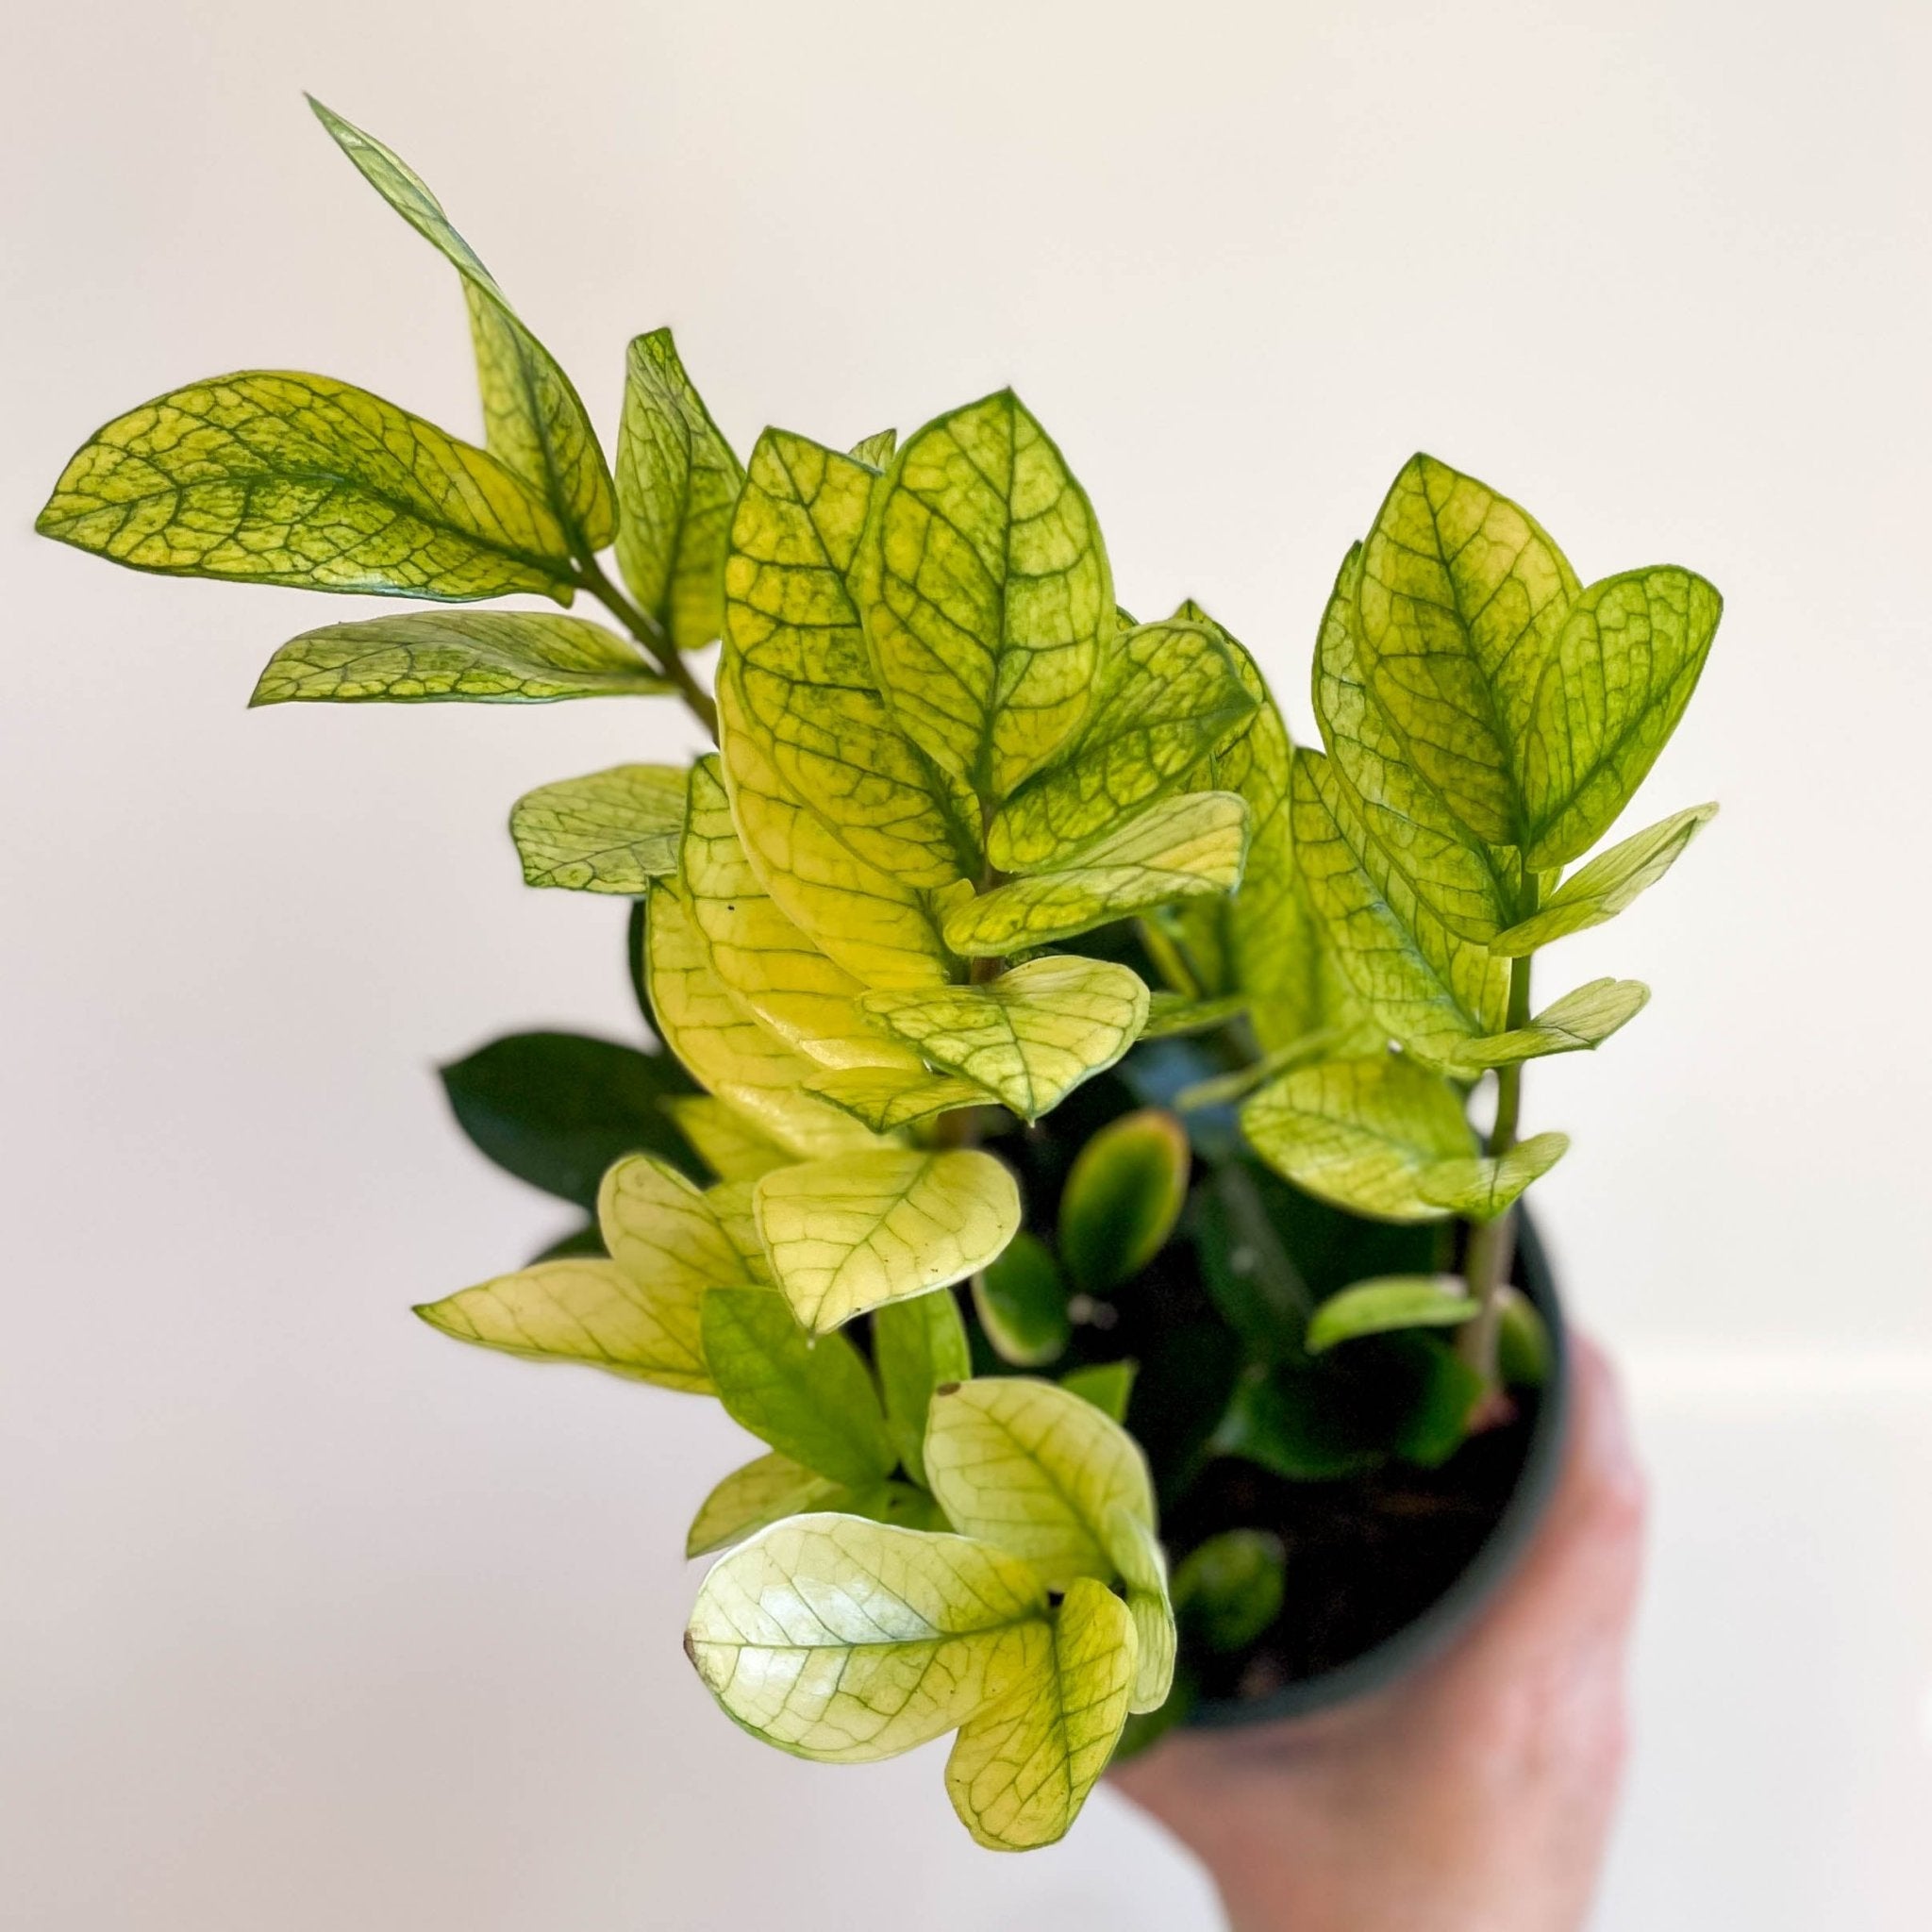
944,1576,1137,1849
615,328,744,650
699,1288,895,1486
685,1452,840,1557
856,390,1115,800
863,957,1150,1123
1493,803,1718,955
849,427,898,469
642,880,886,1158
509,762,686,892
1355,454,1580,843
1304,1275,1475,1354
1103,1504,1176,1713
943,792,1249,957
873,1289,973,1487
681,758,924,1072
1311,543,1515,940
985,619,1258,870
36,372,574,601
1419,1130,1570,1224
1241,1054,1474,1224
705,1179,776,1282
662,1097,797,1183
1444,977,1650,1073
308,98,614,552
1522,569,1723,868
252,610,663,707
753,1149,1022,1333
685,1515,1051,1762
1140,991,1247,1040
1171,1530,1286,1654
1291,747,1508,1057
1058,1108,1191,1293
599,1151,754,1300
924,1375,1156,1591
1059,1360,1137,1423
803,1067,998,1133
973,1232,1072,1368
414,1255,708,1391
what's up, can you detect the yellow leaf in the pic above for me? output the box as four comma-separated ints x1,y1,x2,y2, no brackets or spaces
252,611,664,707
985,618,1257,870
862,957,1149,1123
599,1151,754,1302
943,791,1249,957
923,1376,1157,1591
804,1067,999,1133
1103,1504,1177,1714
681,758,924,1072
1442,977,1650,1074
615,329,744,651
641,880,887,1158
308,98,614,553
944,1577,1138,1850
752,1149,1022,1333
685,1516,1052,1762
37,372,573,601
705,1179,775,1282
662,1098,797,1183
685,1452,839,1558
413,1255,709,1391
509,762,687,892
1491,803,1718,955
856,391,1115,800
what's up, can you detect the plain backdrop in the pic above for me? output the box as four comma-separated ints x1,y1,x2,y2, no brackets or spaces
4,2,1929,1926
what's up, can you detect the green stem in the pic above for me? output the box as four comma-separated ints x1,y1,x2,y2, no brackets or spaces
1458,946,1535,1389
575,554,720,741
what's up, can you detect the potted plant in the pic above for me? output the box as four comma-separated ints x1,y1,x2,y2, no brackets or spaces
36,100,1722,1851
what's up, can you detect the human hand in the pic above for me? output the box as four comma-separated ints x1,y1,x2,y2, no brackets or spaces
1114,1334,1646,1932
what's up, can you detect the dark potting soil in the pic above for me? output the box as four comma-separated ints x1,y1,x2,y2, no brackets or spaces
1166,1393,1541,1700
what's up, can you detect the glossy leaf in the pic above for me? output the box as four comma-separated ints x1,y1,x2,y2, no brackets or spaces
1171,1530,1286,1653
308,98,614,553
1241,1054,1474,1224
972,1232,1073,1368
699,1288,895,1487
509,762,687,892
705,1179,776,1283
415,1255,708,1391
598,1152,755,1326
924,1376,1156,1591
1304,1275,1475,1354
863,956,1149,1123
1291,747,1507,1057
1521,568,1723,867
986,619,1257,869
873,1289,973,1487
661,1097,796,1183
440,1029,697,1206
642,881,885,1158
1418,1129,1570,1224
1497,1287,1554,1388
1495,803,1719,954
615,328,744,650
685,1515,1051,1762
1060,1360,1137,1423
804,1067,997,1133
945,1577,1137,1849
252,610,663,707
685,1452,840,1557
1103,1505,1177,1713
856,390,1114,800
681,758,923,1072
943,791,1248,957
1058,1108,1191,1292
1355,454,1579,842
1210,1369,1385,1482
753,1149,1022,1333
1445,978,1650,1073
37,372,573,601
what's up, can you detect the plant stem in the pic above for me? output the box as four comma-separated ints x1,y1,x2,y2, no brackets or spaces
1457,945,1534,1389
574,554,720,741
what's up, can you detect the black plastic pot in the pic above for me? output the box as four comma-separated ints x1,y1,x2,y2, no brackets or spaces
1187,1216,1570,1728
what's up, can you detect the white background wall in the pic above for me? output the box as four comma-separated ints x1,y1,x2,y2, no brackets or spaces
4,2,1928,1924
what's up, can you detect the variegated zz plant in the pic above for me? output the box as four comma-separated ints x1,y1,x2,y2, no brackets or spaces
39,101,1723,1850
